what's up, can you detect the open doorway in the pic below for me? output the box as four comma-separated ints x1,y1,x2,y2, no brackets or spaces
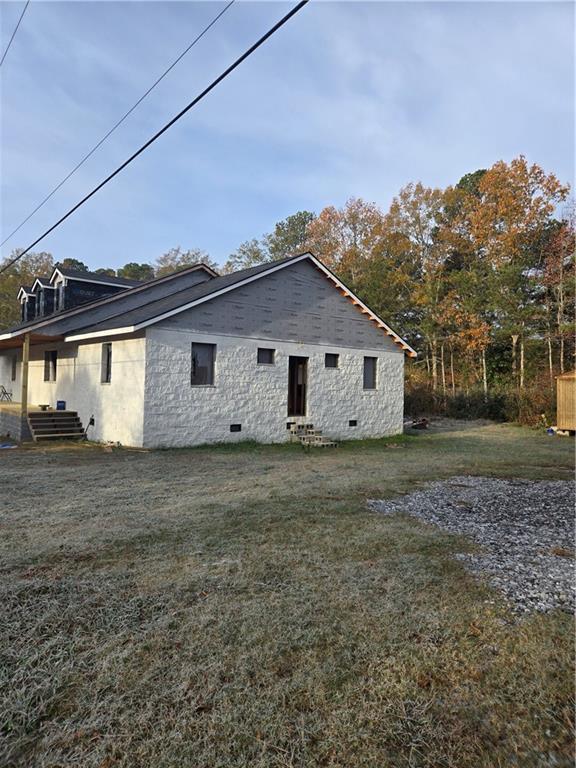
288,356,308,416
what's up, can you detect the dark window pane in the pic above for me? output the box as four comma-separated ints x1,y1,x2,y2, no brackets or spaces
191,343,215,385
44,350,57,382
363,357,377,389
325,353,339,368
101,343,112,383
257,348,275,365
11,356,17,381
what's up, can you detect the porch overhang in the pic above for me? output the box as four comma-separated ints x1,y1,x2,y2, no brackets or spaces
0,332,65,350
0,332,66,438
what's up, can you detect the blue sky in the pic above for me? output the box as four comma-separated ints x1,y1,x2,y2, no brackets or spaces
1,1,573,270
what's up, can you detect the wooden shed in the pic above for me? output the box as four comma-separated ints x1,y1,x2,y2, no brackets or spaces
556,370,576,432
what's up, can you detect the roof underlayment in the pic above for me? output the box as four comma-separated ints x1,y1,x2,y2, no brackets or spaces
0,253,416,357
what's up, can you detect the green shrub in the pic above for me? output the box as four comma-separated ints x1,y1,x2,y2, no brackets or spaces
505,387,556,427
445,391,508,421
405,384,556,426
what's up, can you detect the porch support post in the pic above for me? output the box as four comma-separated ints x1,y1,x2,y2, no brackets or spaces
21,333,30,425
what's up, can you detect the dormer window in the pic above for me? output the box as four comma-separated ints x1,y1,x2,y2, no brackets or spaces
25,295,36,321
18,287,36,322
30,279,55,317
55,283,65,311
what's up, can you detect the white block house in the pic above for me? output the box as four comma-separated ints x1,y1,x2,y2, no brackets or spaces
0,253,416,447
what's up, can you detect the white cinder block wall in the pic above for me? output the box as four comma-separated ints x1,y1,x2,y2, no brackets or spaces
143,327,404,448
0,336,146,446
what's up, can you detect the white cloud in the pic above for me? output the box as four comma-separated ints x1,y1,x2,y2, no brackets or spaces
1,0,573,268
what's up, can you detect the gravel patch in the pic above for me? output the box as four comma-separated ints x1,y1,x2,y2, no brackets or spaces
370,476,575,614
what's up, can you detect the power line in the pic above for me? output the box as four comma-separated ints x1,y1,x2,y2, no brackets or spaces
0,0,235,249
0,0,309,277
0,0,309,276
0,0,30,68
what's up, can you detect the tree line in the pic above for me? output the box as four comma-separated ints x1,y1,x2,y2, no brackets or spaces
1,154,573,420
224,155,574,409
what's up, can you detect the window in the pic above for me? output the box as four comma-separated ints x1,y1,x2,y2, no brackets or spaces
191,343,215,385
101,343,112,383
325,353,339,368
349,419,357,427
44,350,57,382
56,284,65,311
24,296,36,322
11,356,17,381
230,424,242,432
363,356,377,390
257,347,275,365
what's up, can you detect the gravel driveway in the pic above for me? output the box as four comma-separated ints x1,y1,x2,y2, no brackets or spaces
370,476,575,613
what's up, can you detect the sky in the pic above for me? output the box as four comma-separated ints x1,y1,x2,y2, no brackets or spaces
0,0,574,271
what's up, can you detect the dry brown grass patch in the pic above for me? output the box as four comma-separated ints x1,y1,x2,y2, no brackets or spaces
0,422,574,767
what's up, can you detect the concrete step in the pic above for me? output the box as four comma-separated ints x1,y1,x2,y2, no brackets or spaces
299,435,338,448
289,421,337,448
300,439,338,448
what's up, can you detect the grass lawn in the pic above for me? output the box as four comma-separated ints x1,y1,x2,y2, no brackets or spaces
1,420,574,767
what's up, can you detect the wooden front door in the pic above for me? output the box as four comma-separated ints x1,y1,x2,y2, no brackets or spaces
288,356,308,416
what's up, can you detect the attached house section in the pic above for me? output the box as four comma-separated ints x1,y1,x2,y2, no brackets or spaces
144,330,403,447
2,336,146,445
1,253,413,448
143,260,404,447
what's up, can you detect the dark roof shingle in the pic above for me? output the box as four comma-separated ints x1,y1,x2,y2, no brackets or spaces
0,259,254,338
54,268,142,286
76,256,300,334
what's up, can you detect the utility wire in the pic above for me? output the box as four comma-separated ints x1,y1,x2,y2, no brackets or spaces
0,0,235,249
0,0,309,276
0,0,30,68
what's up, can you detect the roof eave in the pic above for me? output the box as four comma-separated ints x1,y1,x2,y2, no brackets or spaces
31,278,54,291
65,326,136,342
49,267,138,289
